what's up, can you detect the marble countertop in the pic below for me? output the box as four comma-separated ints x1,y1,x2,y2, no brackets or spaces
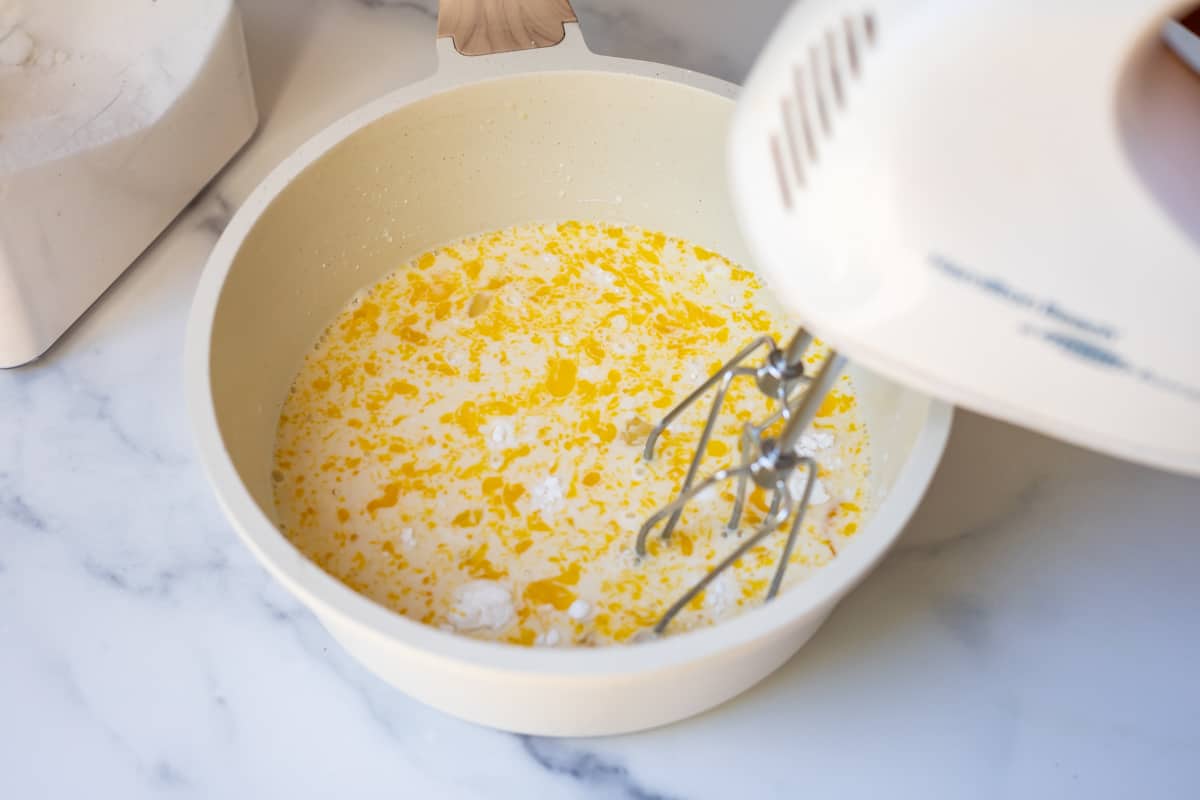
3,1,1199,797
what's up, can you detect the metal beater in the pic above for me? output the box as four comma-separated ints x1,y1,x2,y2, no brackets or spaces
636,327,846,634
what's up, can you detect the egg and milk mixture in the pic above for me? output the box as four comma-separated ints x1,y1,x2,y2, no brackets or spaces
272,221,869,646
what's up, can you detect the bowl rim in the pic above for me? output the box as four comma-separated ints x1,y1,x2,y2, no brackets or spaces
185,36,955,677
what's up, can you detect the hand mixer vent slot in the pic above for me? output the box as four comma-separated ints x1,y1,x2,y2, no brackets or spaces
769,10,877,210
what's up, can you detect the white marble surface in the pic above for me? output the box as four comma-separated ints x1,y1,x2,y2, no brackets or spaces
3,1,1199,797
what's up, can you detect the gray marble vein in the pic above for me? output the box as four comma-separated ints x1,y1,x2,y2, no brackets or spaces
519,736,681,800
192,191,235,239
0,486,48,533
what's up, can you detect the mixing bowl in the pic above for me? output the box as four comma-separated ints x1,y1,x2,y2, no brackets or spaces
186,0,952,735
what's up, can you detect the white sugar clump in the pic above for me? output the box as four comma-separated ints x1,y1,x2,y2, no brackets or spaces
583,265,615,288
797,431,835,457
488,418,516,450
530,475,564,515
788,471,829,505
693,483,719,509
567,599,591,621
704,569,740,616
535,628,562,647
449,580,514,631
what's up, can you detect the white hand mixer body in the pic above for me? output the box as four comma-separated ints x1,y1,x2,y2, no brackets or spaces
727,0,1200,476
634,1,1197,631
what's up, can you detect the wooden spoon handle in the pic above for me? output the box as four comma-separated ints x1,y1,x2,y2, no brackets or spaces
437,0,577,56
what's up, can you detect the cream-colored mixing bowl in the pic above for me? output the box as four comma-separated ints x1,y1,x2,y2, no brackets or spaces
185,1,952,736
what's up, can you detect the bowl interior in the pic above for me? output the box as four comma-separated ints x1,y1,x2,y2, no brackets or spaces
208,70,933,603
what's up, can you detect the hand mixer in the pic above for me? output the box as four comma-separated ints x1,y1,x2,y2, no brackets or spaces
638,1,1200,634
